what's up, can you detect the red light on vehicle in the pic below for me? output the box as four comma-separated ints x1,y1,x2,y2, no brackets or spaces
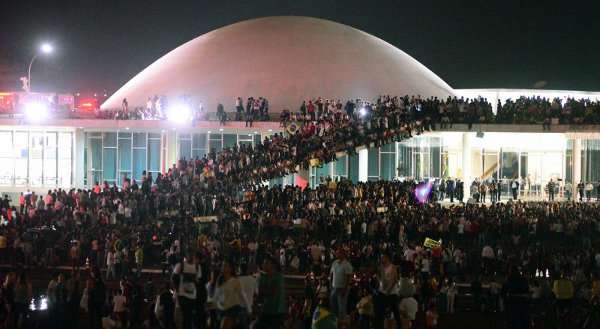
76,97,98,111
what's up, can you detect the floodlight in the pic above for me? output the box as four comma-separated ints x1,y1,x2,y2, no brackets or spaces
359,107,368,117
166,104,192,123
25,102,49,121
40,43,53,54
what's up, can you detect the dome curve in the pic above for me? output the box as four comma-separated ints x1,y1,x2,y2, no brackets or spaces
102,16,454,111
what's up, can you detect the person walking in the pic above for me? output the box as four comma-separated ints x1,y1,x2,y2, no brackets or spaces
373,253,400,329
511,179,520,200
215,260,249,329
578,181,585,201
329,248,353,322
173,251,202,329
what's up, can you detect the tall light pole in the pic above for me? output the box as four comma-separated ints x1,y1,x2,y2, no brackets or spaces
27,42,53,92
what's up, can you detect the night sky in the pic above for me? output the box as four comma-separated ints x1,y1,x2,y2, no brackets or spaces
2,0,599,94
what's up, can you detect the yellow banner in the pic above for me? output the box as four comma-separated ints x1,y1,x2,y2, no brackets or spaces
423,237,442,249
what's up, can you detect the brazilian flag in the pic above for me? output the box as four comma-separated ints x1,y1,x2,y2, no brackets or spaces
312,306,337,329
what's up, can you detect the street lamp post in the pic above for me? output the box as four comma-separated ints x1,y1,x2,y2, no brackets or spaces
27,42,53,92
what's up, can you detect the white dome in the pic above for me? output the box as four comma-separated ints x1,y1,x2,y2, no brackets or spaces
102,16,454,111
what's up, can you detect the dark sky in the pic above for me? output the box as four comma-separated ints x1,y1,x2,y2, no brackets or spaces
2,0,599,94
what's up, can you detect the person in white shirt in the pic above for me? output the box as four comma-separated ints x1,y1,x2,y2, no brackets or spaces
215,260,249,329
444,280,457,314
237,264,258,315
106,248,116,280
482,245,495,275
374,253,400,329
112,289,127,328
586,182,594,201
173,252,201,329
399,295,418,328
329,248,353,319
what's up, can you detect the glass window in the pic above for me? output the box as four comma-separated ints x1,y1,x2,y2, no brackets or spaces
90,138,103,170
269,177,283,187
381,153,395,181
103,132,117,147
118,138,132,171
348,153,359,183
179,140,191,160
254,134,262,147
335,155,347,177
315,163,331,185
381,143,394,153
148,133,161,139
148,139,160,172
58,133,72,187
192,149,207,159
58,158,71,187
368,148,379,178
118,132,132,139
501,151,519,180
209,139,222,153
223,134,237,148
192,133,207,149
397,143,413,178
133,149,146,181
133,133,146,147
103,148,117,181
14,132,28,186
430,144,440,178
0,132,13,185
44,132,57,185
29,132,44,186
0,132,12,158
565,140,573,183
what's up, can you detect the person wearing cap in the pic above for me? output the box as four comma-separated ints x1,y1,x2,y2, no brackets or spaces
329,248,353,320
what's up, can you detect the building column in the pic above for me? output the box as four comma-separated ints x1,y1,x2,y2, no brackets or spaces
166,130,178,170
73,128,86,188
462,132,473,200
572,138,582,197
358,147,369,182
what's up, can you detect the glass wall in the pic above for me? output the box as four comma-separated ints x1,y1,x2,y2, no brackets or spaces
309,155,350,187
177,132,262,160
582,139,600,183
398,137,441,180
179,131,281,187
85,131,160,186
309,143,396,187
0,130,72,187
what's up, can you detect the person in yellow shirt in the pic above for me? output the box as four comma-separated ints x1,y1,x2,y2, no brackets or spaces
553,272,574,318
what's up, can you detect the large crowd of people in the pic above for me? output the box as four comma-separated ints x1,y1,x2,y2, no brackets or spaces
93,94,600,128
0,94,600,329
0,170,599,328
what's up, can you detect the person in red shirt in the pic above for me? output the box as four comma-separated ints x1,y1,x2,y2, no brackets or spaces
307,100,315,120
18,193,25,214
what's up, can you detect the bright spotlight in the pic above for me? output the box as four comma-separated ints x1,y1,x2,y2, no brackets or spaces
40,43,53,54
359,107,367,117
25,102,49,121
166,104,192,123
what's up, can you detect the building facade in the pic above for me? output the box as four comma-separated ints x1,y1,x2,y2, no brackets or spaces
1,116,599,202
